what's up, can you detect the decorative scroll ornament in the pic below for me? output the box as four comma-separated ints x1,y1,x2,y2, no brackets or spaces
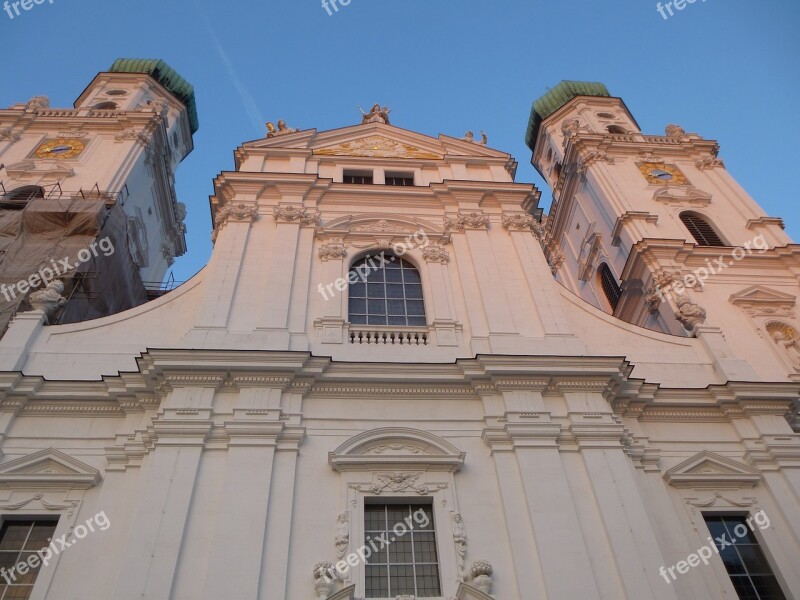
469,560,494,594
353,219,408,233
579,151,615,174
160,241,175,266
501,213,535,231
312,562,336,599
695,156,726,171
212,203,259,241
356,472,447,495
548,246,565,274
0,128,22,142
318,243,348,261
266,119,297,137
422,245,450,263
273,205,317,225
675,294,707,332
444,212,490,232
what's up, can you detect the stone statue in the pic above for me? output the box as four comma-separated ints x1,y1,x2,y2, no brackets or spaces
25,96,50,111
452,513,467,579
360,103,390,125
28,279,66,323
463,131,488,146
665,124,686,138
267,119,297,138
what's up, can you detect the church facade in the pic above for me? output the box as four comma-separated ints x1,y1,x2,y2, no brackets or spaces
0,65,797,600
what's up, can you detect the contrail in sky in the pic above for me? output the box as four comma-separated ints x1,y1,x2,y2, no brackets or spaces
195,2,265,133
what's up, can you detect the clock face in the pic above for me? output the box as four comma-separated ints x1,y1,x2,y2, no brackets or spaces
638,162,687,185
34,138,86,159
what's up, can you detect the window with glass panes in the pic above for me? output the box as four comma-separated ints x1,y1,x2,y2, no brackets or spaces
0,519,59,599
364,504,441,598
703,515,786,600
348,254,426,326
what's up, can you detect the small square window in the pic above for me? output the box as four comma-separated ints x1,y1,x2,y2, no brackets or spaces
343,171,374,185
385,173,415,186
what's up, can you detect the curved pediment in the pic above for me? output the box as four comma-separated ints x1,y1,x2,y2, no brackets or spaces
329,427,465,472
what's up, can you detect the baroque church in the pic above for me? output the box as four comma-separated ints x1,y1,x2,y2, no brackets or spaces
0,62,797,600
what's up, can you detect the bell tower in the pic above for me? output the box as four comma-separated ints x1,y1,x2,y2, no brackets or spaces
526,81,795,343
0,59,198,331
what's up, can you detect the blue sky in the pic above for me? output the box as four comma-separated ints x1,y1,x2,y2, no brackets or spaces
2,0,798,281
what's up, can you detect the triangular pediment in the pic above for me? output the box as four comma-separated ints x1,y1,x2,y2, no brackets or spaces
312,126,444,160
730,286,796,307
0,448,102,489
329,427,465,472
663,451,761,488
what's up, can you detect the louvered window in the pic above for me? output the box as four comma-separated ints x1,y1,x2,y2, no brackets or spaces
680,212,725,247
599,263,622,311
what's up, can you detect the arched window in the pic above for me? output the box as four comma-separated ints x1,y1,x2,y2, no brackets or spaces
348,252,426,326
607,125,627,134
92,101,118,110
680,212,725,247
0,185,44,210
598,263,622,311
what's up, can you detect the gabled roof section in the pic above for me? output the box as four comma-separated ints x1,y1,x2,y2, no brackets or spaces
242,122,513,162
109,58,199,134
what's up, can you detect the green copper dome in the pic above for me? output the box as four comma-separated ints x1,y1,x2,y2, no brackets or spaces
525,81,610,151
110,59,199,134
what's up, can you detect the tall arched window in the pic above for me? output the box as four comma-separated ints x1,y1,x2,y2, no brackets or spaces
680,212,725,247
598,263,622,311
348,252,426,326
